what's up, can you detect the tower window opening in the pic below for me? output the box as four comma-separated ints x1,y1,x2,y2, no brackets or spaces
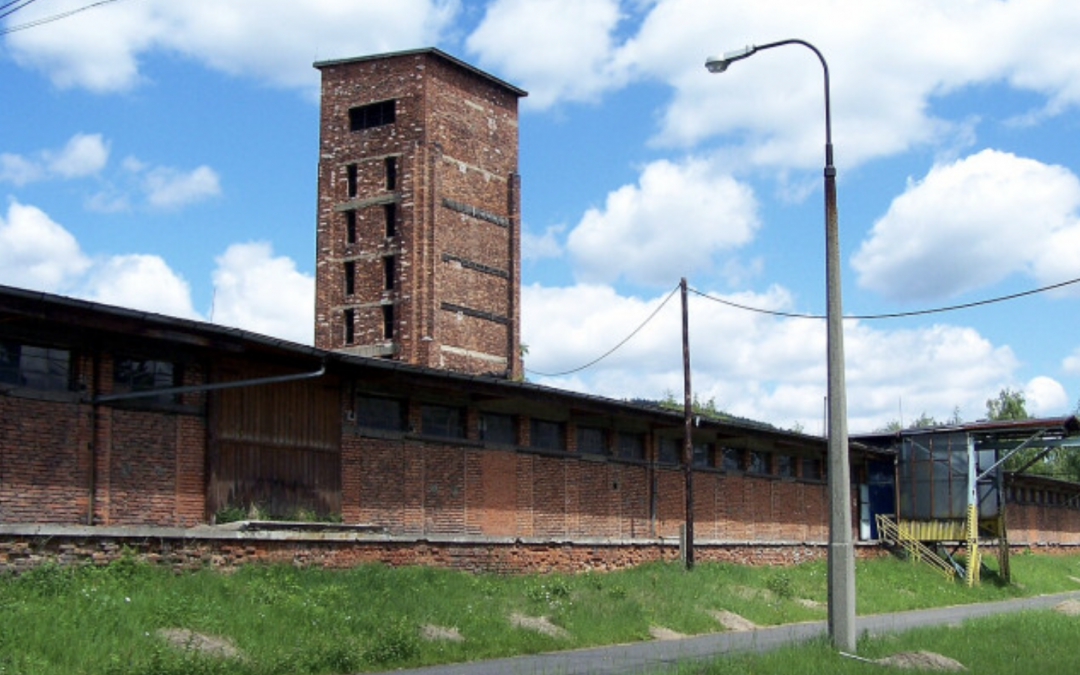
349,99,395,131
383,256,395,290
343,308,355,344
384,203,397,237
381,304,394,340
385,157,397,190
346,163,358,198
345,210,356,244
344,261,355,296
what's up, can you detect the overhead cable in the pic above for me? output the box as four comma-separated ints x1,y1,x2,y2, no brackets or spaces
690,274,1080,321
0,0,129,35
525,283,680,378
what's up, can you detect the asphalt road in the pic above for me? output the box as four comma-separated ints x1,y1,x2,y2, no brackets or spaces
381,591,1080,675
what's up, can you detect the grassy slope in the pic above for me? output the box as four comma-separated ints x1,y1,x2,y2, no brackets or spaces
0,550,1078,674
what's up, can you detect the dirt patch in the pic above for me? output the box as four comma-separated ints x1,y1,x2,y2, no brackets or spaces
875,651,966,671
156,628,242,660
1068,576,1080,585
648,626,686,640
1053,599,1080,616
420,624,464,642
509,612,570,639
796,598,825,609
706,609,758,632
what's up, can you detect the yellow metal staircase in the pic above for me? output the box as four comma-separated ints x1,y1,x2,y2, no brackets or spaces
875,514,957,580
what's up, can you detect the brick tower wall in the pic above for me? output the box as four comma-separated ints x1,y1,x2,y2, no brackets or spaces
314,50,523,379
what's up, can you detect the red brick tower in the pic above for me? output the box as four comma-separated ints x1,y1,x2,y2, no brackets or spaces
313,49,525,379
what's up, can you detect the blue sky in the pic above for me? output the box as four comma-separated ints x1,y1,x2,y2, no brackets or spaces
2,0,1079,433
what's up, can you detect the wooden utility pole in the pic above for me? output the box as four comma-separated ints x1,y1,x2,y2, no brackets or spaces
681,278,694,570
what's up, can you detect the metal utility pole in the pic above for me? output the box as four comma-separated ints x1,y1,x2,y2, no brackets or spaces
681,277,694,570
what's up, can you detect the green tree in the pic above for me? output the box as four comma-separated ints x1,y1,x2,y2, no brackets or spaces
986,387,1029,421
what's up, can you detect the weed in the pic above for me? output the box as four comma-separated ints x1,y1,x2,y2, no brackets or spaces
362,617,420,666
766,572,794,600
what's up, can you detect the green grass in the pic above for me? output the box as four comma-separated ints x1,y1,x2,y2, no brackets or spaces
1,550,1078,674
677,610,1080,674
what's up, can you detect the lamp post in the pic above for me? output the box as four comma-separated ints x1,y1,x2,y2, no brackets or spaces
705,40,855,652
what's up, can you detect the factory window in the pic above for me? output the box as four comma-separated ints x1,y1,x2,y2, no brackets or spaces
349,99,395,131
344,261,355,296
748,450,770,475
480,412,515,445
530,418,564,451
346,163,357,198
385,157,397,190
776,454,795,478
383,256,395,290
384,203,397,237
0,341,71,391
692,442,713,467
802,456,822,481
657,437,680,465
345,210,357,244
617,432,644,460
355,395,404,431
421,404,465,439
381,305,394,340
343,309,355,344
720,447,742,472
577,426,607,455
113,357,177,404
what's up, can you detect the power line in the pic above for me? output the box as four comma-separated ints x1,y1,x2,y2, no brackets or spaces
525,283,680,378
0,0,42,22
0,0,130,35
690,274,1080,321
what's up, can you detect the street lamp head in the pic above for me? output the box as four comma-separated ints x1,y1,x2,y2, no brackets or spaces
704,45,756,73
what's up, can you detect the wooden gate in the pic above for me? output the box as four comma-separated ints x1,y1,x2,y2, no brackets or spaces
207,363,341,520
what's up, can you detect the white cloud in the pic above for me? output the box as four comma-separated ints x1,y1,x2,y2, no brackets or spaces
211,242,314,345
522,281,1022,433
47,133,110,178
142,165,221,209
1065,347,1080,376
82,254,199,319
0,133,109,185
0,153,45,186
0,200,91,290
1024,375,1068,416
566,158,759,286
6,0,459,94
466,0,626,108
522,223,565,260
852,149,1080,301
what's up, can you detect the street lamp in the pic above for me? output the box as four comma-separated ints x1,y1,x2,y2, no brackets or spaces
705,40,855,652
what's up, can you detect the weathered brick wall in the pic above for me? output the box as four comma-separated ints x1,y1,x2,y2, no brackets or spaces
314,50,521,378
0,396,90,524
1006,503,1080,545
341,431,832,545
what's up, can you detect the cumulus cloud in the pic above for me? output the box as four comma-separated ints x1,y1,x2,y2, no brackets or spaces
83,254,199,319
1024,376,1068,416
0,133,109,185
6,0,458,94
567,158,759,286
142,165,221,209
852,150,1080,301
1065,347,1080,376
466,0,626,108
522,282,1022,432
211,242,315,345
0,200,92,290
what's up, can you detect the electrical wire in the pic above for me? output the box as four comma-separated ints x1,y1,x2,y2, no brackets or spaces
523,274,1080,378
0,0,129,35
0,0,41,22
689,274,1080,321
525,283,681,378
